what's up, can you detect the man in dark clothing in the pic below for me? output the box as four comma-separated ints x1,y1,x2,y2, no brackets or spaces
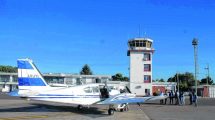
189,91,193,105
192,92,198,107
164,90,168,104
175,90,179,105
169,90,174,104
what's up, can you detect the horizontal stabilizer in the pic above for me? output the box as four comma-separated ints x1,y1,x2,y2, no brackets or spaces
8,90,19,97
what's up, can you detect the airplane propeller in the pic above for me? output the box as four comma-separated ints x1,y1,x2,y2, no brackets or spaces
125,86,141,106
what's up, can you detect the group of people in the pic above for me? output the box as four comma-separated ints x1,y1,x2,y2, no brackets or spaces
160,90,197,106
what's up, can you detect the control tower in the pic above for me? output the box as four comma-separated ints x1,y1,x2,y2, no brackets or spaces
127,38,154,96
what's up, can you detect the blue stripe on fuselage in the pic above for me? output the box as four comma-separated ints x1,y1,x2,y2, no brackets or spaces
17,60,33,69
18,77,46,86
38,94,99,96
29,94,100,98
29,96,100,98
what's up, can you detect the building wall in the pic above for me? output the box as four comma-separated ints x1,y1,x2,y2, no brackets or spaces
203,86,209,97
152,82,177,95
209,86,215,98
129,51,152,96
152,86,166,94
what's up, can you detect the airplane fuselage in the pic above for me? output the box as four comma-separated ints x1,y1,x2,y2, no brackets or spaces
19,84,119,105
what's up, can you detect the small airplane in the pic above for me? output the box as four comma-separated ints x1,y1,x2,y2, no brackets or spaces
9,58,168,115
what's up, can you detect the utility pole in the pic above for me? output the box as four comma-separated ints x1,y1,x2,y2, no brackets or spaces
175,73,180,92
192,38,198,96
205,64,210,85
177,73,179,92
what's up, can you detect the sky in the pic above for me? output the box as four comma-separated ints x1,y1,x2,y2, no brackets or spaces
0,0,215,80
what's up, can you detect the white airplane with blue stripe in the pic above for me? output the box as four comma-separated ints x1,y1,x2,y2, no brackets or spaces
10,58,168,115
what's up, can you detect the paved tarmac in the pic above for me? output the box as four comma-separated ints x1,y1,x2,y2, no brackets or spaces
1,93,215,120
142,97,215,120
0,93,149,120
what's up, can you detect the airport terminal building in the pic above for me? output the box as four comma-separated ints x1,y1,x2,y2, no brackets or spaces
0,72,112,92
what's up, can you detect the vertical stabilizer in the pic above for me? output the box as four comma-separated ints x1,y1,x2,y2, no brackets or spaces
17,59,49,95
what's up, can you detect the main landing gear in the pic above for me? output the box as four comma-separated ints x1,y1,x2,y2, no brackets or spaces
108,105,115,115
108,103,129,115
118,103,129,112
77,105,83,110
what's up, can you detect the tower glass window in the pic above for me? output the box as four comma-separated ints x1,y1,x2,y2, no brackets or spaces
144,75,151,83
136,41,140,47
144,53,151,61
144,64,151,71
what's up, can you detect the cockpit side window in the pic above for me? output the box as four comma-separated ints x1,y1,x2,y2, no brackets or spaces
92,87,99,93
84,87,92,93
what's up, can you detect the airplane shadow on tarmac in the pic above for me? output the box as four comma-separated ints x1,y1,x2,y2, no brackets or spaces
0,103,110,118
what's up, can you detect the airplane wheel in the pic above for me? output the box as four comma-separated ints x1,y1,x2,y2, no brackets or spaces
125,104,129,111
120,109,124,112
108,108,114,115
77,105,83,110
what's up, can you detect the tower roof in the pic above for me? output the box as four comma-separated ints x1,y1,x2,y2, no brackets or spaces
129,37,153,42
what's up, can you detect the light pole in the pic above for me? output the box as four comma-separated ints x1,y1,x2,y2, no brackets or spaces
192,38,198,96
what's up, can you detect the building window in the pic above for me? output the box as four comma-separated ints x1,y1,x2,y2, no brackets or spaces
144,64,151,71
135,86,141,89
12,76,18,82
136,41,140,47
0,75,10,82
144,75,151,83
143,53,151,61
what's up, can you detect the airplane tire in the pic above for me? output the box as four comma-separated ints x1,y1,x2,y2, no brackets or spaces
125,104,129,111
77,105,83,110
108,108,114,115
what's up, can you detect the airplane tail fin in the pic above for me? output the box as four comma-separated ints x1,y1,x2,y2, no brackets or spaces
17,58,49,95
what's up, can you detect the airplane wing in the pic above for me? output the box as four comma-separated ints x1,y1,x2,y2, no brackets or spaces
97,93,148,105
145,95,168,101
97,93,168,105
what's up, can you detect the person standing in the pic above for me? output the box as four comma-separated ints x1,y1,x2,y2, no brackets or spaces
164,90,168,104
160,91,164,104
182,92,185,105
179,91,182,105
175,90,179,105
193,92,198,107
169,90,174,104
189,91,193,105
180,91,185,105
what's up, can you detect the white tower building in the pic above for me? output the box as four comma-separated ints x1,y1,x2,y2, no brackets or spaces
127,38,154,96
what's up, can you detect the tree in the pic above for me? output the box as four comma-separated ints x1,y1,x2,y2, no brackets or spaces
200,76,213,85
112,73,129,81
112,73,123,81
0,65,17,73
80,64,93,75
167,72,195,91
153,78,165,82
159,78,165,82
123,76,129,81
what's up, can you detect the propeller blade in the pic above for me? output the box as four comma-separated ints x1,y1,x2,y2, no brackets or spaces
125,86,132,93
